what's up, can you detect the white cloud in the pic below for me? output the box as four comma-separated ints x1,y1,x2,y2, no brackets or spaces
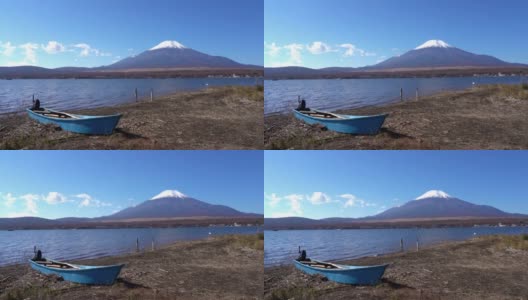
76,193,111,207
44,192,68,204
19,43,39,64
264,42,281,57
340,43,376,57
20,194,39,214
340,194,376,208
306,41,332,54
42,41,65,54
3,193,16,207
74,43,93,56
284,194,303,215
266,193,282,207
74,43,110,57
308,192,331,205
283,43,303,65
0,41,16,56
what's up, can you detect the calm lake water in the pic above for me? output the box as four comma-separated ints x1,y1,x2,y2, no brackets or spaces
264,226,527,267
0,77,258,114
264,76,524,115
0,226,260,266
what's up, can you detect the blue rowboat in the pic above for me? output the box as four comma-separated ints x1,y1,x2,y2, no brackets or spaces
294,259,388,285
27,108,122,135
293,109,387,134
29,259,124,285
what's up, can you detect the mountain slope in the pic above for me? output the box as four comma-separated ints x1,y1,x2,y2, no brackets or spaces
372,190,513,219
104,190,260,220
105,40,254,70
370,40,516,69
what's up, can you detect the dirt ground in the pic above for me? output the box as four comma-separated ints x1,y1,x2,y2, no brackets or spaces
264,235,528,300
0,86,263,150
0,234,263,300
265,85,528,149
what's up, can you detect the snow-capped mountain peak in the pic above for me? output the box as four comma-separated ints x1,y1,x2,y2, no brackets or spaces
151,190,187,200
416,190,452,200
415,40,452,50
149,40,186,51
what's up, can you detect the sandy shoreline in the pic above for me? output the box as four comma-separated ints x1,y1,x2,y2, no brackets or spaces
265,84,528,149
0,234,264,300
264,235,528,299
0,85,263,150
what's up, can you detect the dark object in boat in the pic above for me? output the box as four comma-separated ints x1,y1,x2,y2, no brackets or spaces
31,99,44,111
296,97,310,111
296,249,311,262
32,249,43,261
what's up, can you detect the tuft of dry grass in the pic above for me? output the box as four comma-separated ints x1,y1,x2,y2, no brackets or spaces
485,234,528,251
479,84,528,100
219,233,264,251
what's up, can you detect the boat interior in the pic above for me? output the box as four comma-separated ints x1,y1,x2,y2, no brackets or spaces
300,260,340,269
32,110,75,119
35,260,79,269
299,110,342,119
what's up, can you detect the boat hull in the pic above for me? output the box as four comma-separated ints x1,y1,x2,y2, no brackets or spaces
27,108,122,135
293,109,387,134
29,260,124,285
294,260,388,285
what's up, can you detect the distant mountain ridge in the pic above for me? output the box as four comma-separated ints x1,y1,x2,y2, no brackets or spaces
106,189,260,220
105,41,259,70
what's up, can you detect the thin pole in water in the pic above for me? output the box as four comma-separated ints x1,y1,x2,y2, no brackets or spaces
136,237,139,252
400,238,404,252
416,88,419,101
400,88,403,101
135,88,138,102
150,89,153,102
152,239,155,251
416,238,419,251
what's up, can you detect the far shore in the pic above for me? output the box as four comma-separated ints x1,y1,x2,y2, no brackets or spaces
0,234,264,300
0,216,263,231
263,217,528,231
265,84,528,149
0,85,263,150
265,235,528,299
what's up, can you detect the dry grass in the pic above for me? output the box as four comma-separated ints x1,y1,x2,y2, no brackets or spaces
492,234,528,251
222,232,264,250
482,84,528,101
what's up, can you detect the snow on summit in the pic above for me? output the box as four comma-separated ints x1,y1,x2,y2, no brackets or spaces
151,190,187,200
150,40,186,50
416,190,452,200
415,40,452,50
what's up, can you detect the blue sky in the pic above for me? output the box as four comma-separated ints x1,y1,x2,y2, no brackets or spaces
265,151,528,219
265,0,528,68
0,0,263,68
0,151,263,219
